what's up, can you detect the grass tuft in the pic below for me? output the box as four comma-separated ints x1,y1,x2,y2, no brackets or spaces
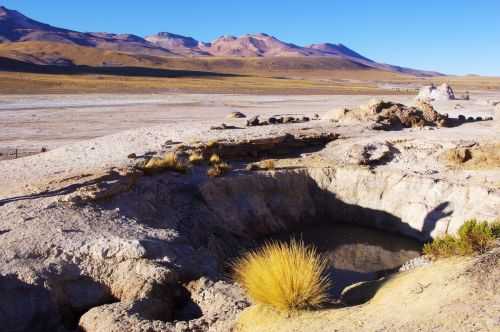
423,219,499,259
143,152,187,174
261,159,276,170
188,151,204,165
233,239,331,312
209,153,222,165
207,161,231,177
206,140,219,148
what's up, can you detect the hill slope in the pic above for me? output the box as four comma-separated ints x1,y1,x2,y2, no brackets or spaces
0,6,174,56
0,5,441,76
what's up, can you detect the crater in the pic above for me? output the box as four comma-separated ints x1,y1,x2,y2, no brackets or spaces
268,223,422,297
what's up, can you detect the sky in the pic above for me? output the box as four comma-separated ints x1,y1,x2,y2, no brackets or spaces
2,0,500,75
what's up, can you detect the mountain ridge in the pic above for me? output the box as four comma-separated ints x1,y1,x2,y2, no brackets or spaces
0,6,442,76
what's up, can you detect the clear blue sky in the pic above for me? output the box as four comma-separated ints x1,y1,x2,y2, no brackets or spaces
3,0,499,75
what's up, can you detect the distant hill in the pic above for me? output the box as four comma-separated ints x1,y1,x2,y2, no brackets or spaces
0,6,174,56
0,5,442,77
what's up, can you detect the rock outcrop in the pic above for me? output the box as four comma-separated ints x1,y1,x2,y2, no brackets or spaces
325,99,451,129
417,83,456,101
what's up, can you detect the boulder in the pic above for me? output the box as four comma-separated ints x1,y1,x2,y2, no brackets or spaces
246,116,260,127
227,111,246,119
268,116,278,124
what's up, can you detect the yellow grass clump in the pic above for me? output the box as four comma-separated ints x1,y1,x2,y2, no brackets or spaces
233,239,331,312
207,161,231,177
188,151,204,165
144,152,187,173
261,159,276,170
209,153,222,164
206,140,219,148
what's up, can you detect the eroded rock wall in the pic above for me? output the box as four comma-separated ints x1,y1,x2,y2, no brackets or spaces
200,167,500,241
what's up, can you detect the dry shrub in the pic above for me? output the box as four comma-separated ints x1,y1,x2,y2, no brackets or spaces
261,159,276,170
233,239,331,312
209,153,221,165
423,219,499,259
144,152,187,173
207,161,230,177
206,140,218,148
188,152,204,165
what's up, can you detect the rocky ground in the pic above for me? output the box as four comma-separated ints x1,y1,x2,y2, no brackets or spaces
0,91,499,331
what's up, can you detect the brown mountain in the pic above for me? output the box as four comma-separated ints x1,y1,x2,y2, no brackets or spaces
0,5,441,76
145,32,210,56
0,6,175,56
200,33,320,57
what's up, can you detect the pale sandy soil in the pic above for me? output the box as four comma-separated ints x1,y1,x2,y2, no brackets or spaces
0,92,496,153
0,92,498,197
0,90,498,332
237,252,500,332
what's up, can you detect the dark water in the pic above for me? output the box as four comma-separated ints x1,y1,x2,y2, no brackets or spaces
270,223,423,297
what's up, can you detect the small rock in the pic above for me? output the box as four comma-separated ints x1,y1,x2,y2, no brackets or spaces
227,111,246,119
268,117,278,124
245,163,260,171
399,256,431,272
340,279,384,305
127,153,137,159
246,116,260,127
458,114,466,122
475,116,483,121
302,116,310,122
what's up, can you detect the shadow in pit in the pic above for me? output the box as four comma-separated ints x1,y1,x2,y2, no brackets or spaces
31,166,454,310
0,274,115,331
172,286,203,321
0,274,60,332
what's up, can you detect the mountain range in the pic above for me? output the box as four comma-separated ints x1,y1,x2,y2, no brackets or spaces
0,6,441,76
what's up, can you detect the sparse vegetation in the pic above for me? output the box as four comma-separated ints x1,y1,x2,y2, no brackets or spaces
143,152,187,173
188,151,204,165
206,140,219,148
423,219,499,259
207,161,231,177
261,159,276,170
209,153,222,164
233,239,331,312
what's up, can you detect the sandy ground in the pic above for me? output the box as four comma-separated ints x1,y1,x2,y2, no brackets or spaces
0,91,498,197
1,92,497,153
0,90,498,332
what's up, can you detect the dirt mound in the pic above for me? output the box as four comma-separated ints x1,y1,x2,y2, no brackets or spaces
442,143,500,170
325,99,451,130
